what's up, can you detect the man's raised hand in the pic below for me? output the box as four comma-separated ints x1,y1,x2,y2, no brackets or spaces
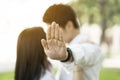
41,22,68,60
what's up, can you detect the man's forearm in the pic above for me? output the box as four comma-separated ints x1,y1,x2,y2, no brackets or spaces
67,43,102,66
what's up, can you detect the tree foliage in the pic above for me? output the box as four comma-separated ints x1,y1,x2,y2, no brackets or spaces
69,0,120,26
69,0,120,43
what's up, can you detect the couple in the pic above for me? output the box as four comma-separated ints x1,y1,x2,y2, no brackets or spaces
15,4,102,80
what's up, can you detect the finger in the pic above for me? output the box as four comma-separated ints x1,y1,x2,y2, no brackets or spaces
59,28,63,41
51,22,56,39
41,39,48,50
58,41,62,47
47,39,53,50
55,24,59,40
47,26,51,40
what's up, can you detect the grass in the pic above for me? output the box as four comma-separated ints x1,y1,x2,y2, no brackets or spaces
0,68,120,80
0,71,14,80
100,68,120,80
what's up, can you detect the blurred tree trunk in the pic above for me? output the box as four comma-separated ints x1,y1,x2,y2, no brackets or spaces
99,0,107,44
88,14,94,24
99,0,111,58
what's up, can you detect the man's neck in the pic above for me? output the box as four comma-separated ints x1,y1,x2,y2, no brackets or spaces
69,29,80,43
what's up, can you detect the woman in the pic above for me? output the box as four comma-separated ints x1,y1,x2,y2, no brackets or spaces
15,27,55,80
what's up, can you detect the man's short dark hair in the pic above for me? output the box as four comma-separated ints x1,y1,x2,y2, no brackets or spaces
43,4,79,29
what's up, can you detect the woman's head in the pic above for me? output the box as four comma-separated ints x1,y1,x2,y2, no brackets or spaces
15,27,50,80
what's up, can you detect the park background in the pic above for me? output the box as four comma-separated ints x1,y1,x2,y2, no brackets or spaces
0,0,120,80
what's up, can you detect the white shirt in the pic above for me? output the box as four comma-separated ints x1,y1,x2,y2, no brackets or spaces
58,33,103,80
41,67,55,80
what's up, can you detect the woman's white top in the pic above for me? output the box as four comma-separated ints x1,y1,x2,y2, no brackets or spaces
41,67,55,80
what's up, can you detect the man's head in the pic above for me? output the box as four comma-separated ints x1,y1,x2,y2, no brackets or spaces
43,4,80,43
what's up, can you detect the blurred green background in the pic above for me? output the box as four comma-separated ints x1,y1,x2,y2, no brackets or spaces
0,68,120,80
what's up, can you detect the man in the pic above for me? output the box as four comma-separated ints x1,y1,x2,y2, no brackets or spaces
41,4,103,80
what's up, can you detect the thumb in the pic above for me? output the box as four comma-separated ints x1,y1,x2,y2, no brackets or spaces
41,39,48,50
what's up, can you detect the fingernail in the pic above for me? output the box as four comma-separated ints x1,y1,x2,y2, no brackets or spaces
52,21,56,24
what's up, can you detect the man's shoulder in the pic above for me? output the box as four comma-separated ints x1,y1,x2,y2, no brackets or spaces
78,40,95,44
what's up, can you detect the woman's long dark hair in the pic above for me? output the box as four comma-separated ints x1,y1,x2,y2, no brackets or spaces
15,27,50,80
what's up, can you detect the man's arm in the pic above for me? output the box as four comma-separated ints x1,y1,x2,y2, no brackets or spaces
41,22,103,68
67,43,102,67
60,43,102,74
73,64,83,80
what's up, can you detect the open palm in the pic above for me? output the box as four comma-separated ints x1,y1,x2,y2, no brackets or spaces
41,22,67,60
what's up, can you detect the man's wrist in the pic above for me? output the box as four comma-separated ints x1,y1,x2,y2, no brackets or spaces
61,50,68,61
60,48,73,62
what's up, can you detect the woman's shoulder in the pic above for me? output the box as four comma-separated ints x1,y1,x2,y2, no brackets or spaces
40,67,55,80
